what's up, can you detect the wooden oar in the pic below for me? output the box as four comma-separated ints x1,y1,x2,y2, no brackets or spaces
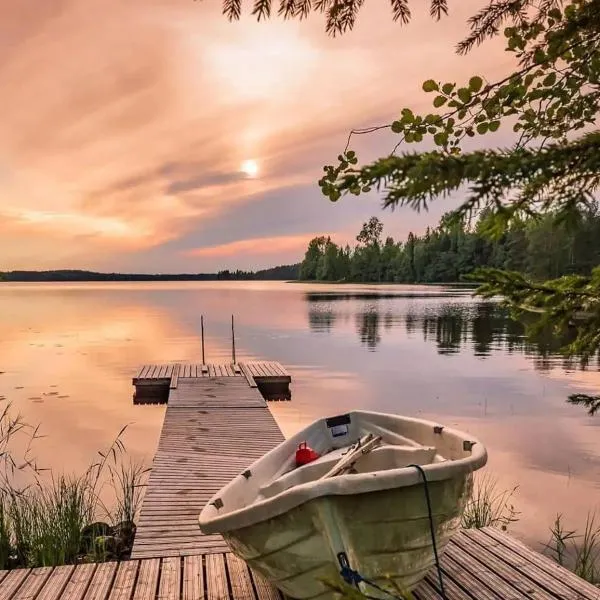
320,434,382,479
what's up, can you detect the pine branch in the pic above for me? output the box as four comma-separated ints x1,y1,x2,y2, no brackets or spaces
252,0,272,20
390,0,410,25
277,0,297,18
568,394,600,416
457,0,528,54
223,0,242,20
430,0,448,20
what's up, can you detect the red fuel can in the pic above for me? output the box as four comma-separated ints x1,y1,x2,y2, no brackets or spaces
295,442,320,466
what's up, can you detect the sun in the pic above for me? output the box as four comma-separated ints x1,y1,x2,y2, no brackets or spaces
241,159,259,178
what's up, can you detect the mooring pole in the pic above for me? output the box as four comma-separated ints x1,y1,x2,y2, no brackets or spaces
201,315,205,365
231,314,236,364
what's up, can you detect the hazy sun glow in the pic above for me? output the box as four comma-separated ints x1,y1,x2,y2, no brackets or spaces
241,159,259,178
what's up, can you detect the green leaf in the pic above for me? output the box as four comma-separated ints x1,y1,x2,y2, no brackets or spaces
433,132,448,146
476,122,489,134
422,79,439,93
433,95,447,108
346,150,356,160
442,82,455,95
457,87,472,103
543,72,557,86
488,120,500,132
469,76,483,93
405,132,415,143
391,121,402,133
534,49,546,64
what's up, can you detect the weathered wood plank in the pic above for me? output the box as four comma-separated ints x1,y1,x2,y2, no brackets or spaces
157,558,180,600
60,564,96,600
84,562,117,600
35,567,75,600
170,365,179,390
106,562,138,600
449,534,555,600
250,571,280,600
0,569,32,600
183,556,204,600
478,528,599,599
206,555,228,600
11,568,53,600
226,555,255,600
132,560,160,600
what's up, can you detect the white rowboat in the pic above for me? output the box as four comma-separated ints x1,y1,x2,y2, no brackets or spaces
199,410,487,599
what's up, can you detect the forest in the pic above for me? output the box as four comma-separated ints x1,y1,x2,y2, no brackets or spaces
0,264,300,282
299,209,600,283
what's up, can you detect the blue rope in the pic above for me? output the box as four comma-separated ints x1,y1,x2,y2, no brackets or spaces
337,464,447,600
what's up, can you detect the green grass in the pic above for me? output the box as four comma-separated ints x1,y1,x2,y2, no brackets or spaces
461,473,520,531
0,402,148,569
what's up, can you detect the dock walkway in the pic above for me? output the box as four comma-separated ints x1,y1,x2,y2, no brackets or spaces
2,528,599,600
0,361,597,600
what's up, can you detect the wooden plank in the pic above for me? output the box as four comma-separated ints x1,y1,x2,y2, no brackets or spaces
249,571,279,600
201,365,209,375
0,569,32,600
450,533,556,600
239,364,257,388
131,560,160,600
157,558,180,600
60,564,96,600
207,365,215,378
35,567,75,600
170,364,179,390
12,568,53,600
183,556,204,600
479,528,600,599
106,562,138,600
205,555,228,600
232,364,241,375
83,562,117,600
226,555,255,600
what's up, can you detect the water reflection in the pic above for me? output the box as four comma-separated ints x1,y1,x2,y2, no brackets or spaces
306,292,589,372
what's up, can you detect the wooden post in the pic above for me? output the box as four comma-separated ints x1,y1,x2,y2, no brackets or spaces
231,314,236,364
201,315,205,365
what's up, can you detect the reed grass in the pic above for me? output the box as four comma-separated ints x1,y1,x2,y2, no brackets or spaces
0,402,148,569
461,473,520,531
545,513,600,584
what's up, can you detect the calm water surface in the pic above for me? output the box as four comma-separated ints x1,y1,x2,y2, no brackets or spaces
0,281,599,547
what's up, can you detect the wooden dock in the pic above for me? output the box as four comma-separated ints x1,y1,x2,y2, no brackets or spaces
2,528,599,600
0,360,597,600
132,361,291,404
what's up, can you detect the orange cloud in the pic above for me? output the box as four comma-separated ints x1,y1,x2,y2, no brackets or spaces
184,234,321,259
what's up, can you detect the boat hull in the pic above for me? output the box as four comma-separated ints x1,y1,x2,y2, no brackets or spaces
223,473,472,600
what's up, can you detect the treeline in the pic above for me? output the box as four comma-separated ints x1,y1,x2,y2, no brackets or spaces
299,210,600,283
0,264,300,282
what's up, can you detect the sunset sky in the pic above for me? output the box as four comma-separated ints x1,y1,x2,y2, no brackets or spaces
1,0,517,272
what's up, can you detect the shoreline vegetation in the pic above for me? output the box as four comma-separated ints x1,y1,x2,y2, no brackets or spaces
299,210,600,285
0,405,148,569
0,401,597,583
0,264,300,282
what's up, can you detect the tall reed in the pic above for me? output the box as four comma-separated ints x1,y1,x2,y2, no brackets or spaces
461,473,520,530
545,513,600,584
0,401,148,568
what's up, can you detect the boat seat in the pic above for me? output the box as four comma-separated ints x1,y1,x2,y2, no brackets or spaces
257,444,438,500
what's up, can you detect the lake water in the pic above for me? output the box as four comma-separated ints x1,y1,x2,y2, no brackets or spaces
0,281,599,548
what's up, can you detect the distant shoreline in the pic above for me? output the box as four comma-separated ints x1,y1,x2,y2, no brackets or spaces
290,279,479,286
0,265,300,283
